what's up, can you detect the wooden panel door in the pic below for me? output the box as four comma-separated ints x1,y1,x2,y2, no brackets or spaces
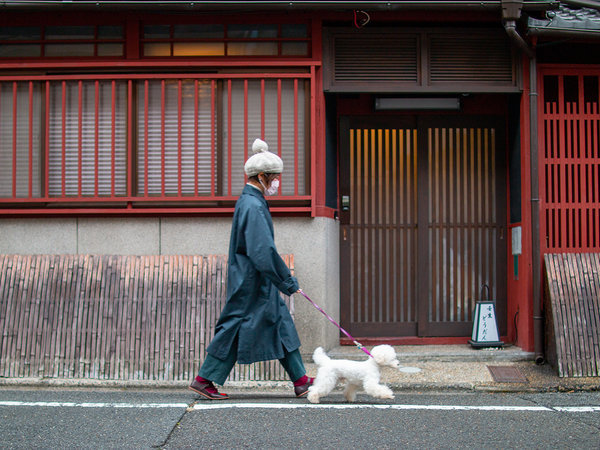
340,117,418,336
340,115,507,338
418,117,507,336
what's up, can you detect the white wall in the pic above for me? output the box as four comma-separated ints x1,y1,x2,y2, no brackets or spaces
0,216,340,356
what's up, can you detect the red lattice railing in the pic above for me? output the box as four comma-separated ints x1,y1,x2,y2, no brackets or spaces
0,72,313,214
540,70,600,252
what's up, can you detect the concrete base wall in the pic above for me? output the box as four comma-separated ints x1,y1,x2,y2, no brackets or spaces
0,216,340,357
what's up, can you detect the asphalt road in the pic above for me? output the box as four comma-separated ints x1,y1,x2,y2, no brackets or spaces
0,387,599,449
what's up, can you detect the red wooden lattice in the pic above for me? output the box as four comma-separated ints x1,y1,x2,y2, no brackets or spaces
0,72,314,215
540,69,600,253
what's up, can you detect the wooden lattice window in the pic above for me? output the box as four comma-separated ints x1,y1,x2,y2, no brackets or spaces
540,71,600,252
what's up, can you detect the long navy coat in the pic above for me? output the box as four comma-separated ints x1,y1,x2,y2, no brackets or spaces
206,184,301,364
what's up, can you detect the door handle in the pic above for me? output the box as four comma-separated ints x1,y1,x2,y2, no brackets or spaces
341,195,350,211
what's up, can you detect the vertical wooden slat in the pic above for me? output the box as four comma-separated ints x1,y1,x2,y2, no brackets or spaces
243,79,248,174
191,256,201,379
24,256,41,376
370,128,376,322
77,255,92,377
194,80,199,197
66,255,83,378
144,80,149,197
151,255,161,380
227,79,232,197
392,129,399,323
44,81,50,198
55,256,73,377
0,256,8,376
0,257,14,375
91,256,104,378
277,79,282,194
127,80,133,198
293,79,299,196
77,81,83,197
210,80,216,197
111,80,117,197
60,82,67,197
94,81,100,197
104,256,116,378
141,255,152,380
360,127,366,323
160,80,166,197
177,81,183,197
28,82,34,198
46,255,63,377
125,256,137,379
12,256,28,376
16,256,28,376
37,255,52,377
12,82,18,198
114,256,125,379
430,128,437,322
3,256,17,376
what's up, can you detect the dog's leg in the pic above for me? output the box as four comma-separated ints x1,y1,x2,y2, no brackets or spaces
306,388,320,404
306,369,337,404
343,383,360,402
363,380,394,400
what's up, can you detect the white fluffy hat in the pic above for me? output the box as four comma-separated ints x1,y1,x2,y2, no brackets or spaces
244,139,283,176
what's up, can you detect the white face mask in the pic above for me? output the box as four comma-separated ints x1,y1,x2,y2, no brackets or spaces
260,177,279,196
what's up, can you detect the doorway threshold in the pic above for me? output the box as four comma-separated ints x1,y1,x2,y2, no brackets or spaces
330,343,532,363
340,337,477,346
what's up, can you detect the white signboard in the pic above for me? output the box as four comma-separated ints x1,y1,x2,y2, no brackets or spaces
469,301,503,347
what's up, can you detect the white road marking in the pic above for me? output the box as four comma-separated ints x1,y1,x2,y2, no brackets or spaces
0,401,188,408
0,401,598,413
553,406,600,412
192,403,553,411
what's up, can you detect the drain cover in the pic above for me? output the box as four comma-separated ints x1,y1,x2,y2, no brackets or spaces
487,365,528,383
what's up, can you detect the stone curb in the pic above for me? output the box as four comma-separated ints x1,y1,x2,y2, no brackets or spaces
1,377,597,393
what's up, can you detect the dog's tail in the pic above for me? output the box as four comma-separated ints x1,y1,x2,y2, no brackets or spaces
312,347,330,366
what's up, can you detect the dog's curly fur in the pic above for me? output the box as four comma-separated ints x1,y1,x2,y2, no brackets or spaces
306,344,399,404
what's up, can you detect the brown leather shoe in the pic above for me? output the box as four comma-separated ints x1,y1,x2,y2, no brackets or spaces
189,379,229,400
294,377,313,398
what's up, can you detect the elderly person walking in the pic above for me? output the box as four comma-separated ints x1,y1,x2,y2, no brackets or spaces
189,138,313,400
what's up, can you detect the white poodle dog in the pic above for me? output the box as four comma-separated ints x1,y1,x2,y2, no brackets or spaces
306,344,400,404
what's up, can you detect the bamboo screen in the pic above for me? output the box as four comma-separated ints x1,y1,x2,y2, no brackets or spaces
0,254,294,382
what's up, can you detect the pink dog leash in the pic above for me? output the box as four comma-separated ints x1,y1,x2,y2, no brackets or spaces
297,289,373,358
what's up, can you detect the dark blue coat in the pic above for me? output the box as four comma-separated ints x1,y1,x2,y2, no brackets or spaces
206,184,301,364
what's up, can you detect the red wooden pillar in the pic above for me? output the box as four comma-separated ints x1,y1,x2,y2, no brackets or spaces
506,53,535,352
310,18,334,218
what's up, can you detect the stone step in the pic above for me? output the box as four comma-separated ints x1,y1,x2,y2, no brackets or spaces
312,344,533,363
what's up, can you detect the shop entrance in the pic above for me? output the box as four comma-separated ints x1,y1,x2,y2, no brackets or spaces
339,115,507,337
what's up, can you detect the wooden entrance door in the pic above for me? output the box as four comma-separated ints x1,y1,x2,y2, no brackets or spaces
339,116,507,338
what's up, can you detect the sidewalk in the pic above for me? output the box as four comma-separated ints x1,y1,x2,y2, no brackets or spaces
0,345,597,393
311,344,599,393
